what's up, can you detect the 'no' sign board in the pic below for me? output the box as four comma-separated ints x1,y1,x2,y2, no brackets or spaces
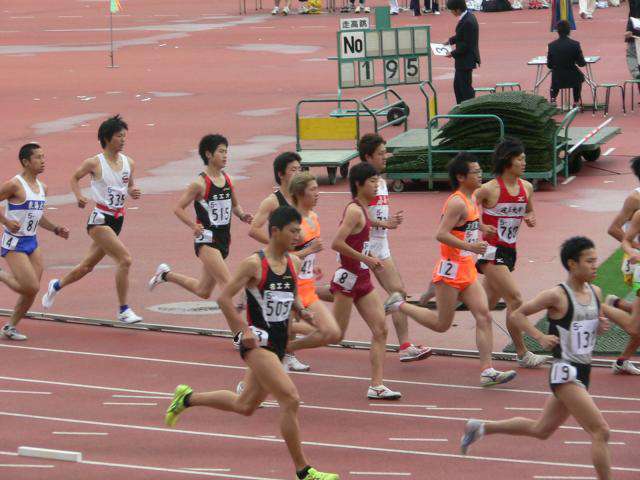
340,31,366,59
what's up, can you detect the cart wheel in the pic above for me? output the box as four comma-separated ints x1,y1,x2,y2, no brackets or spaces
327,167,337,185
386,102,410,127
568,152,583,174
339,162,349,178
391,180,405,192
582,147,601,162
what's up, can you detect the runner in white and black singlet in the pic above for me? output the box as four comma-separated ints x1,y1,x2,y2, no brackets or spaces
148,134,252,302
41,115,143,324
165,206,339,480
0,143,69,340
461,237,617,480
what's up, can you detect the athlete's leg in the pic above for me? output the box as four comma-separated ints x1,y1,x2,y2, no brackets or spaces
0,264,26,292
164,246,230,299
603,301,640,361
354,291,389,387
555,383,611,479
288,300,341,351
460,281,494,370
57,241,106,289
332,292,354,340
395,281,459,332
317,284,334,303
4,250,42,327
290,319,316,336
374,256,410,345
88,227,132,306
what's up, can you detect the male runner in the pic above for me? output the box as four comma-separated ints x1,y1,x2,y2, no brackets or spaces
384,153,517,387
475,137,546,368
358,133,432,362
165,206,339,480
41,115,142,323
0,143,69,340
331,162,401,399
148,134,252,300
461,237,613,480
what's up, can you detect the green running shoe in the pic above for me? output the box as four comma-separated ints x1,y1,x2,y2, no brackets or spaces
165,384,192,427
302,468,339,480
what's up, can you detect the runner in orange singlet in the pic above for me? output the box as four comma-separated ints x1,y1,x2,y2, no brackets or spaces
384,153,517,387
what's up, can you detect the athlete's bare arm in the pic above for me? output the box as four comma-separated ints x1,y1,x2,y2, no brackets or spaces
228,176,252,224
0,179,20,232
510,287,564,350
622,210,640,262
249,195,277,244
523,180,536,227
436,196,487,254
475,179,499,208
126,157,142,200
331,203,381,270
70,156,99,208
39,216,70,239
174,178,206,237
608,193,640,242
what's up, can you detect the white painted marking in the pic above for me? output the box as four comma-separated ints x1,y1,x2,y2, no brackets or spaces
146,123,155,126
350,473,410,476
186,468,232,472
10,16,35,19
513,21,540,24
128,206,139,210
102,402,157,406
154,14,179,17
603,180,614,184
58,15,83,18
52,432,108,436
533,477,596,479
0,464,54,468
505,407,543,411
564,441,625,445
299,25,327,29
46,207,58,210
258,435,277,439
18,446,81,462
569,204,580,208
112,394,171,399
562,176,576,185
389,438,448,442
601,410,640,414
140,98,152,102
4,410,640,475
0,389,51,395
603,147,615,156
368,404,437,408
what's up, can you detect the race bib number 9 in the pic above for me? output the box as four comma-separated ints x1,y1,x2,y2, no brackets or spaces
571,319,598,355
550,361,578,385
299,253,316,280
264,290,294,323
1,232,19,251
437,259,459,279
498,218,521,244
332,268,357,291
208,199,232,227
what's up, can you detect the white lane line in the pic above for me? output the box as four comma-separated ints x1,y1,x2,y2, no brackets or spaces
505,407,543,411
369,404,437,408
2,345,639,402
512,21,539,23
389,438,448,442
102,402,157,406
186,468,232,472
0,390,51,395
0,377,171,395
601,410,640,414
350,473,410,476
2,412,640,474
53,432,108,436
533,477,596,479
112,394,171,399
0,464,54,468
603,147,615,156
58,15,83,18
564,441,625,445
10,16,35,19
561,176,576,185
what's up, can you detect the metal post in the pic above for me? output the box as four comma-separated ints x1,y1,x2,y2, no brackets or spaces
108,11,118,68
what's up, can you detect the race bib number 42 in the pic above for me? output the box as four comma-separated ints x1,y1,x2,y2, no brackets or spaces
299,253,316,280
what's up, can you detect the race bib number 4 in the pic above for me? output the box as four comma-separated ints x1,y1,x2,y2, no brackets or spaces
299,253,316,280
263,290,294,324
571,319,598,355
550,361,578,385
332,268,357,291
1,232,19,251
437,260,459,279
498,218,521,244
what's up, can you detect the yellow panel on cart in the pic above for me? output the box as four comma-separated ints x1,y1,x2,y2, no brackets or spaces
298,117,358,141
428,97,437,119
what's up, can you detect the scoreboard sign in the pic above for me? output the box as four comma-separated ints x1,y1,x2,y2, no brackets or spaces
337,25,431,89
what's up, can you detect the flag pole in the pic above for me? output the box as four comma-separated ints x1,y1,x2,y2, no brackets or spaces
108,5,118,68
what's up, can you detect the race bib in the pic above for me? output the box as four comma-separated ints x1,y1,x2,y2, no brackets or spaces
299,253,316,280
106,186,127,209
478,245,497,261
498,218,521,244
437,259,459,279
371,204,389,231
633,264,640,284
88,209,106,226
360,241,371,270
208,198,232,227
195,229,213,244
461,227,479,257
622,255,633,276
549,361,578,385
333,268,357,291
1,232,19,251
570,319,598,355
20,212,41,235
263,290,294,323
239,326,269,347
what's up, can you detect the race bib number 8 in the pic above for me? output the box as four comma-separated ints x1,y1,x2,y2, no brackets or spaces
264,290,294,323
498,218,521,244
299,253,316,280
333,268,357,291
571,319,598,355
550,361,578,385
437,260,459,279
1,232,18,251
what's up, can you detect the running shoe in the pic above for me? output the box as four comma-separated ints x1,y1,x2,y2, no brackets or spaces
282,6,290,14
433,10,441,14
300,4,309,13
354,5,361,12
612,360,640,375
302,468,339,480
460,419,484,454
271,6,279,14
480,368,517,387
517,351,547,368
363,6,370,12
41,279,60,309
148,263,170,291
399,344,433,363
421,7,430,12
284,353,311,372
165,384,192,427
2,324,27,341
383,291,405,314
367,385,402,400
118,308,143,324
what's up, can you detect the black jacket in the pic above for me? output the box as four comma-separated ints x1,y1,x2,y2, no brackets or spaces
628,0,640,37
547,36,586,89
448,11,481,70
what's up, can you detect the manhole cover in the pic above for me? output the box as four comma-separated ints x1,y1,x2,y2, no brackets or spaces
147,301,221,316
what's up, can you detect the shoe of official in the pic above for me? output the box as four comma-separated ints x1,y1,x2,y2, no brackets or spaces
363,6,370,12
271,6,279,14
302,468,340,480
354,5,361,13
367,385,402,400
300,4,309,13
384,291,405,314
2,324,27,341
399,343,434,363
118,308,143,324
480,368,517,387
41,279,60,309
284,353,311,372
148,263,170,291
421,7,429,13
433,10,441,14
282,6,290,14
165,384,192,427
612,360,640,375
517,351,547,368
460,419,484,455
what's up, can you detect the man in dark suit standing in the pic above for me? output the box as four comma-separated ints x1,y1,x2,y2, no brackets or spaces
444,0,481,104
547,20,586,107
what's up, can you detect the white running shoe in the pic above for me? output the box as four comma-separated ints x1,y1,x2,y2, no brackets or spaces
367,384,402,400
384,291,405,314
41,279,60,309
271,6,279,14
282,6,290,14
149,263,170,291
354,5,361,13
118,308,143,324
460,419,484,454
363,6,370,12
399,344,433,363
517,351,547,368
612,360,640,375
480,368,517,387
2,324,27,341
300,4,308,13
284,353,310,372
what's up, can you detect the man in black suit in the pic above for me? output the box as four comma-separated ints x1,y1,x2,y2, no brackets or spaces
444,0,481,104
547,20,586,106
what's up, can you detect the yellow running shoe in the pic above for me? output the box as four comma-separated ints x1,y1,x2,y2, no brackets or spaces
303,468,339,480
165,384,192,427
